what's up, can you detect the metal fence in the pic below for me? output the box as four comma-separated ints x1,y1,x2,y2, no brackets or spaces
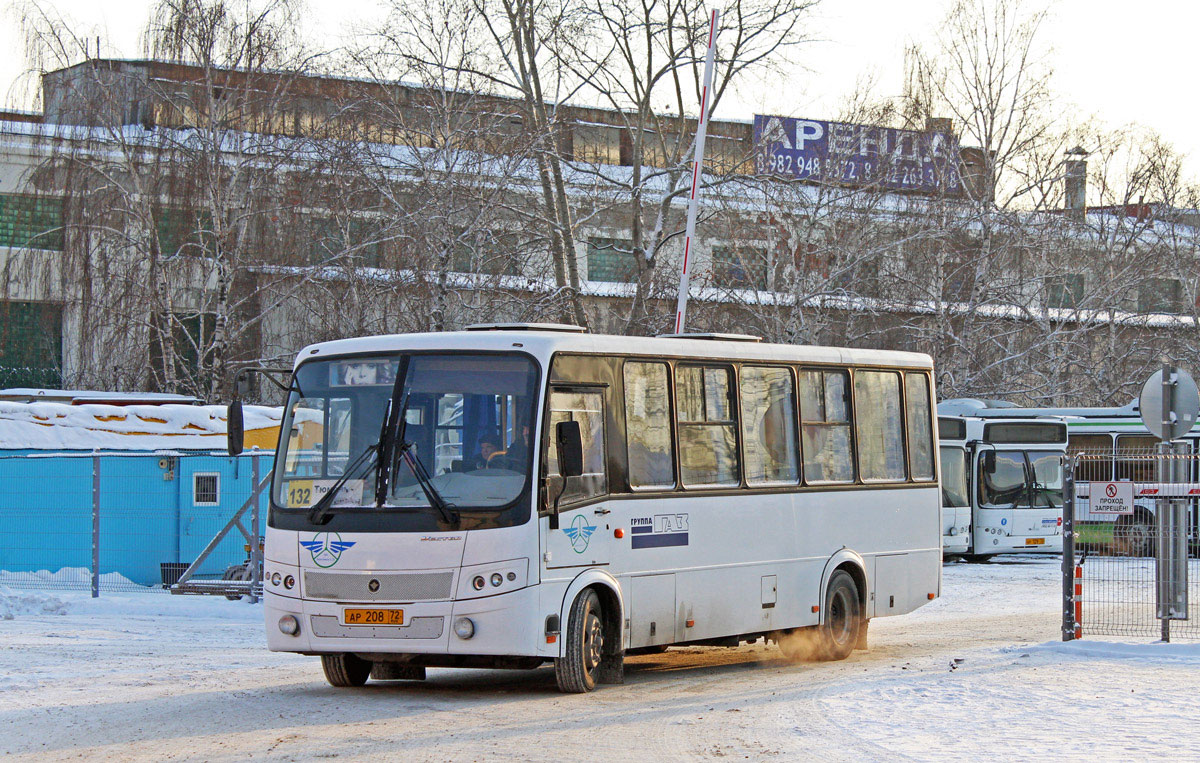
0,450,270,598
1064,448,1200,641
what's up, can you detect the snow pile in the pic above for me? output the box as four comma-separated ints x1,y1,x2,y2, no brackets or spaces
0,401,282,451
0,567,144,589
1029,639,1200,662
0,585,69,619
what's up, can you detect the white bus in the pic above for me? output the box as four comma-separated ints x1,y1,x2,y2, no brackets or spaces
937,400,1068,558
954,400,1199,556
235,325,942,692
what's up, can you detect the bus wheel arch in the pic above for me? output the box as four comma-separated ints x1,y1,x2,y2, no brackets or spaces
556,572,625,692
817,552,868,658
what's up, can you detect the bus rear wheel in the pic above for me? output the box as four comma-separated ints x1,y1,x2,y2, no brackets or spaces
321,653,371,687
1115,512,1155,557
555,589,605,693
817,570,862,662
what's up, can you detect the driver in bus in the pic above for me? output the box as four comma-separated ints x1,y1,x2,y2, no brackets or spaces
474,437,506,470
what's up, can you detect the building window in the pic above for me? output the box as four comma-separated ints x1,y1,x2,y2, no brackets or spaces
155,208,212,258
0,301,63,388
193,473,220,505
586,237,637,283
711,245,768,290
572,123,622,165
1046,274,1084,309
0,193,64,251
1138,278,1183,314
451,229,521,276
308,216,383,267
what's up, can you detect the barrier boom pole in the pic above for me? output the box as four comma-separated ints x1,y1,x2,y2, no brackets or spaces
673,8,720,335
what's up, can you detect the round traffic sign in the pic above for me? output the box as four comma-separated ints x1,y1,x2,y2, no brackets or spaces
1139,367,1200,441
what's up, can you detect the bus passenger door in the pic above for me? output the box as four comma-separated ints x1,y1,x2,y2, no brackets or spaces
543,387,612,569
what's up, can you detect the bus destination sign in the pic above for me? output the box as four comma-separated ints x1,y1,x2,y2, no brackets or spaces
753,115,962,194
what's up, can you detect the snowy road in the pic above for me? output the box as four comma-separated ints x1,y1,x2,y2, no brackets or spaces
3,557,1198,761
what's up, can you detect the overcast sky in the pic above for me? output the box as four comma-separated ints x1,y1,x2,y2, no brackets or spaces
3,0,1198,176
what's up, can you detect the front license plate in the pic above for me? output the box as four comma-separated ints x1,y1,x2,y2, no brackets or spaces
343,608,404,626
1025,537,1045,546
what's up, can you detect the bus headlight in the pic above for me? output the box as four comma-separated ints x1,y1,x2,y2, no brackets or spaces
454,617,475,639
490,573,503,587
472,576,486,591
278,615,300,636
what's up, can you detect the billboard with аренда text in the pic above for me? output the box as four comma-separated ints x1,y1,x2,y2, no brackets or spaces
753,115,962,195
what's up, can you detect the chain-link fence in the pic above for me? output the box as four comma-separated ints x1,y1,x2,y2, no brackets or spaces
1064,448,1200,641
0,451,270,596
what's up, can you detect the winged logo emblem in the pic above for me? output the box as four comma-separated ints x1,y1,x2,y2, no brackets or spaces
300,532,356,568
563,514,597,554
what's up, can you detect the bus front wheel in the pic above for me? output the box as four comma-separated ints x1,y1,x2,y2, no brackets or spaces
321,653,371,687
817,570,862,662
555,589,605,693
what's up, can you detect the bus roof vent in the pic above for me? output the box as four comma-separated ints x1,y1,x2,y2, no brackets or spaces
465,322,588,334
656,332,763,343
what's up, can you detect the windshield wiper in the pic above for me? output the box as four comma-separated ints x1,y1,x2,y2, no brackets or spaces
396,440,460,526
307,442,381,525
387,382,459,527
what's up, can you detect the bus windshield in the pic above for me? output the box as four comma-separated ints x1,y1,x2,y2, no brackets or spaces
979,449,1063,508
273,352,538,514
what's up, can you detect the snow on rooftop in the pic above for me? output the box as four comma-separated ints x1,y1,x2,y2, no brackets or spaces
0,388,201,405
0,401,282,451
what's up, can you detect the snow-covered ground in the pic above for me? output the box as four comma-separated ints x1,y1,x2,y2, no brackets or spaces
2,557,1197,761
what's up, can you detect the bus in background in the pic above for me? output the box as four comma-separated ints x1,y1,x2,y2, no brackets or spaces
937,416,971,556
937,400,1068,558
948,399,1198,557
239,325,943,693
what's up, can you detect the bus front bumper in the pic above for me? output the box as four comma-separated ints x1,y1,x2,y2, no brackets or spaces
265,585,542,657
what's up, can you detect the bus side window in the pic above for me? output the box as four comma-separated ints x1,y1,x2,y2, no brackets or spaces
904,373,935,481
1115,435,1157,482
623,361,676,489
675,365,740,487
854,370,907,482
546,389,607,505
740,366,799,485
799,369,855,483
1069,434,1113,482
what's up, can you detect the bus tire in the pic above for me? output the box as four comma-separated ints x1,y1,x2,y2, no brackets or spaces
1115,511,1155,557
555,588,604,693
817,570,862,662
321,653,371,687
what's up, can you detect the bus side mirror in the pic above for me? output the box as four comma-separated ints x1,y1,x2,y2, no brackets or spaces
981,451,995,471
556,420,584,478
227,399,245,457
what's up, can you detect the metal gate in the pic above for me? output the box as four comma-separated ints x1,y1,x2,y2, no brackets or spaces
1063,448,1200,641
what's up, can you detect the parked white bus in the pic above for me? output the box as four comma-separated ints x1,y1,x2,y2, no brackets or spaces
946,400,1199,556
234,325,942,692
937,400,1068,558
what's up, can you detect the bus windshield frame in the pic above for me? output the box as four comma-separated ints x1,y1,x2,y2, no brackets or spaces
269,350,541,533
